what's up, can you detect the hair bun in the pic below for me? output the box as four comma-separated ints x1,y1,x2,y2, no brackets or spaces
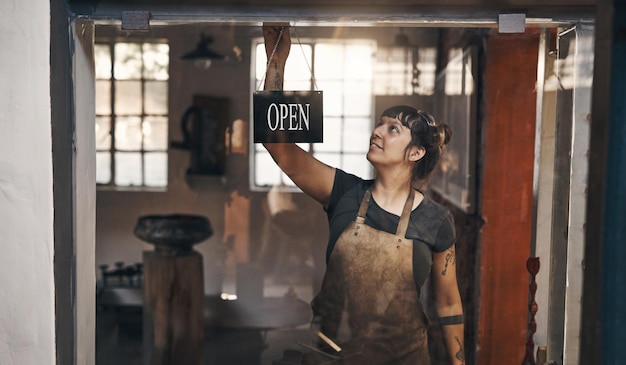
438,123,452,147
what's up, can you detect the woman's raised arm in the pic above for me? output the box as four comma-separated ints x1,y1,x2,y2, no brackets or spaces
261,23,335,206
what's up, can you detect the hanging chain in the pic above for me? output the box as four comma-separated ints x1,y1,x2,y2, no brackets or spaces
257,25,318,91
257,26,284,91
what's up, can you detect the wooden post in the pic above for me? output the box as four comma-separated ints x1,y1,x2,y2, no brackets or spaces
143,250,205,365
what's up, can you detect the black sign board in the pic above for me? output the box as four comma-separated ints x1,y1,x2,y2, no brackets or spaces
253,90,323,143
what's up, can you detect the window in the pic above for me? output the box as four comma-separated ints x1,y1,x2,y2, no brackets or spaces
95,41,170,188
374,46,437,96
252,39,376,189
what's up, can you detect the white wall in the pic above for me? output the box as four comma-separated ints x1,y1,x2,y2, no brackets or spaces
0,0,55,364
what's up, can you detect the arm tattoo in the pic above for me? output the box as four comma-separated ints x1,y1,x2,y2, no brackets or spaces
274,72,283,89
455,336,465,361
441,247,456,276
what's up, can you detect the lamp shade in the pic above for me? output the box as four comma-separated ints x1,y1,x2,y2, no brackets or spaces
181,35,226,61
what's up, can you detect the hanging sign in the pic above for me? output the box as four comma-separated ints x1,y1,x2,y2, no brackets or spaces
253,90,323,143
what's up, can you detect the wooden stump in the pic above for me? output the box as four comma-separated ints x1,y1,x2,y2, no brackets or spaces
143,250,204,365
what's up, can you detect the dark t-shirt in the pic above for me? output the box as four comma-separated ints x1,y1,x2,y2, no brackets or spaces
325,169,456,289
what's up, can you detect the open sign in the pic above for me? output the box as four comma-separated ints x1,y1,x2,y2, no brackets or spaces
253,90,323,143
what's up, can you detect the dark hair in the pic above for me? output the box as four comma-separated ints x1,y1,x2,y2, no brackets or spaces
380,105,452,183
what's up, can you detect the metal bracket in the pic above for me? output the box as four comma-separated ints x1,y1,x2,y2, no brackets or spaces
121,11,150,31
498,13,526,33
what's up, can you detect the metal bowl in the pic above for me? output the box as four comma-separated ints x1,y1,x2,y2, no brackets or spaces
134,214,213,253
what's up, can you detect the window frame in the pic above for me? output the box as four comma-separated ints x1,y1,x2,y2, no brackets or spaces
94,38,170,191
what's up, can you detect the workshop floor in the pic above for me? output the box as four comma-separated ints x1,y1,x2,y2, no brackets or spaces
96,279,314,365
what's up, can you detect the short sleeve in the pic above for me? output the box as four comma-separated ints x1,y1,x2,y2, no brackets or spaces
326,169,361,216
433,210,456,252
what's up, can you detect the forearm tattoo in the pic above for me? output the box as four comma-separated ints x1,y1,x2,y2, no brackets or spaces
441,247,456,276
455,336,465,362
273,63,283,89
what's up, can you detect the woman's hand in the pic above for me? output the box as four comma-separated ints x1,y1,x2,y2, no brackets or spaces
262,23,291,66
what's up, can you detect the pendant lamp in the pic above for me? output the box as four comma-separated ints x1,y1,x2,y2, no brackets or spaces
181,34,227,69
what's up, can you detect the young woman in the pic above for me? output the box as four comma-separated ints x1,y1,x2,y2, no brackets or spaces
262,24,465,365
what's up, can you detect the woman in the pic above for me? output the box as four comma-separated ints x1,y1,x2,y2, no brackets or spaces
262,24,465,365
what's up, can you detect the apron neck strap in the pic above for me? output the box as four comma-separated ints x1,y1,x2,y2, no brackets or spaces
357,187,415,236
396,188,415,236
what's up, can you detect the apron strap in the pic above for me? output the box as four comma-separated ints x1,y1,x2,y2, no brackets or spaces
356,188,372,224
357,187,415,237
396,188,415,236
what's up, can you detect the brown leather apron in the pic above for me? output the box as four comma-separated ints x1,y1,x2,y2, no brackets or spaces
303,187,430,364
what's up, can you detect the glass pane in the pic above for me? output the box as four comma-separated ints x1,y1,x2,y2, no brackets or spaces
313,152,340,170
143,43,170,80
144,81,168,115
95,117,111,150
417,47,437,95
315,44,344,79
317,80,342,116
343,117,371,153
343,154,372,179
114,43,142,80
280,171,297,187
115,117,142,150
314,117,342,152
283,80,311,90
445,48,464,95
96,152,111,184
95,80,111,115
143,117,168,150
344,43,374,80
95,44,111,79
115,81,142,115
464,55,474,95
115,152,142,186
255,43,268,81
144,152,167,187
284,44,312,81
343,81,372,116
255,152,282,187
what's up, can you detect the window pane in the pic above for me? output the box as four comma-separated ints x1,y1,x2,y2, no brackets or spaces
115,117,142,150
255,152,282,186
445,48,464,95
343,154,372,179
95,44,111,79
144,152,167,187
344,43,374,80
96,152,111,184
143,43,170,80
343,81,372,116
284,44,312,81
281,172,297,187
115,152,142,186
255,44,268,81
115,81,142,115
283,80,311,90
144,81,168,115
114,43,142,80
343,117,371,153
417,47,436,95
315,44,344,79
315,117,342,152
95,80,111,115
313,152,340,170
96,117,111,150
143,117,168,150
317,80,342,116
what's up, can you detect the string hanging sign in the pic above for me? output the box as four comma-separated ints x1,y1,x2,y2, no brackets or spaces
253,25,323,143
